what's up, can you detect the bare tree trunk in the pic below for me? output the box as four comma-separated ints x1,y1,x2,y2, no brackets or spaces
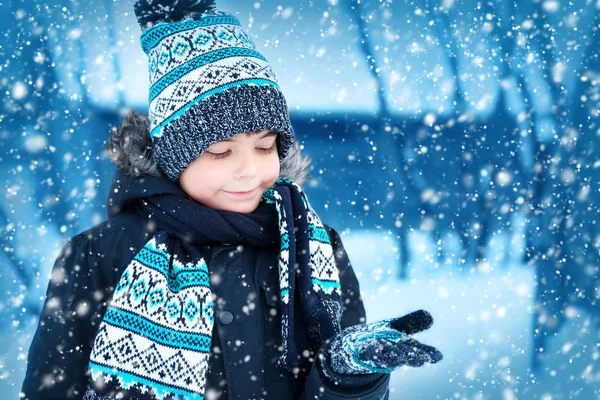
520,1,600,372
345,0,417,279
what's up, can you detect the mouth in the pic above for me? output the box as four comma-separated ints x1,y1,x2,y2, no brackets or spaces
224,188,258,198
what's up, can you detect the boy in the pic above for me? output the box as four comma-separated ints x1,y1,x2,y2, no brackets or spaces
21,1,442,399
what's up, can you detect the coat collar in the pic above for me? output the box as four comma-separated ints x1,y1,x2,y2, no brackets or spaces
104,110,312,219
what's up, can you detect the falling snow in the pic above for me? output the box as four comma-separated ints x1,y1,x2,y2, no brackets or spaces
2,0,600,398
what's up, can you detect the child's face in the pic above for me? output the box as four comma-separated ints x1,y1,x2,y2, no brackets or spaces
178,130,280,213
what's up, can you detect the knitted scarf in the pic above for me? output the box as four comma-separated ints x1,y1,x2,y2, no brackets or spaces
84,178,342,399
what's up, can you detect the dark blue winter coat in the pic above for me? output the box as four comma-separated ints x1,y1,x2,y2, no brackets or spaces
21,112,390,400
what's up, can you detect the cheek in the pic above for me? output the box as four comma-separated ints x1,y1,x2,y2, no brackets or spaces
180,160,225,199
198,169,227,194
263,154,280,184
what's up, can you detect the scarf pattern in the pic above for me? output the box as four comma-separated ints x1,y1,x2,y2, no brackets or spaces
85,179,342,399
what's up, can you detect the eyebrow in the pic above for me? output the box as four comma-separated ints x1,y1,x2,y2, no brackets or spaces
223,130,277,142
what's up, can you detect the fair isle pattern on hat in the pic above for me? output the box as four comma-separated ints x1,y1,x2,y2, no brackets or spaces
134,1,295,181
141,13,276,139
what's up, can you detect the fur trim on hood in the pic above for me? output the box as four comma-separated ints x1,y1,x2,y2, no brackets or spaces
103,109,311,186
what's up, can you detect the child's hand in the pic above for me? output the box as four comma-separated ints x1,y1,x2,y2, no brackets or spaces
318,310,443,379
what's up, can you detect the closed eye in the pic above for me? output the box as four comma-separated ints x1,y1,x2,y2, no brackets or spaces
259,143,276,154
205,144,276,159
206,150,230,159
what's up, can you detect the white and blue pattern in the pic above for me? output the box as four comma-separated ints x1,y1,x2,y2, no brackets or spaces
149,56,279,139
140,13,277,139
262,178,342,367
263,179,342,304
87,179,342,398
329,319,409,375
87,233,213,399
134,5,295,182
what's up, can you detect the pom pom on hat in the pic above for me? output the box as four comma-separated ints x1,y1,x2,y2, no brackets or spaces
133,0,216,28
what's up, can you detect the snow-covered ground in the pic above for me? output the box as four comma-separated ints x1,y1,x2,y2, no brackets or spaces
4,229,600,399
343,230,600,399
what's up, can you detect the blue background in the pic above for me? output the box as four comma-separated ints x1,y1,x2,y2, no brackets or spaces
2,0,599,398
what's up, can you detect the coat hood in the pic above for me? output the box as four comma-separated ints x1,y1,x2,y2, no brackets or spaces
103,110,311,219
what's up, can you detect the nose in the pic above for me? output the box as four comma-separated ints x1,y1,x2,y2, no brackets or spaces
234,152,258,179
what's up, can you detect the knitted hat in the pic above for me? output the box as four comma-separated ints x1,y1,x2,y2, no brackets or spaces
133,0,295,181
